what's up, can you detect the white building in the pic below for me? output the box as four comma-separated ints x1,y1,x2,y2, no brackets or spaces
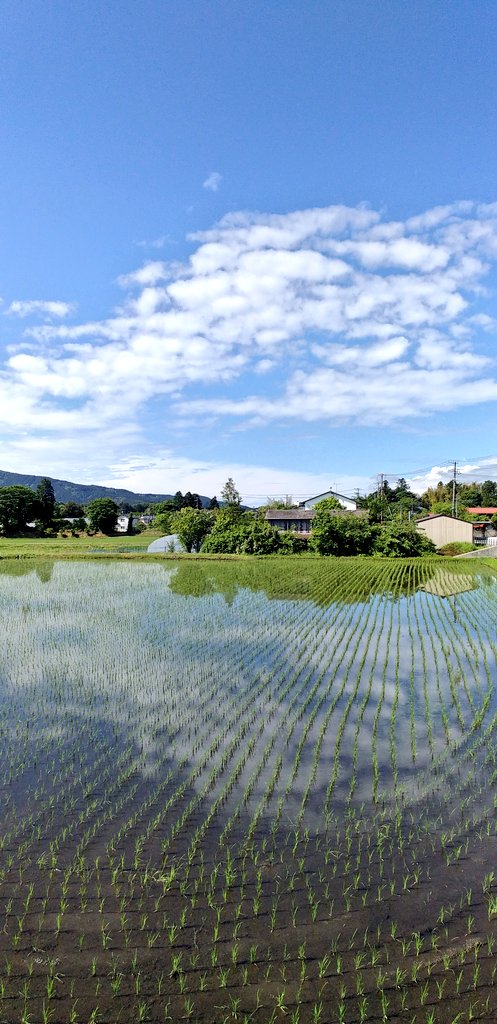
299,489,357,511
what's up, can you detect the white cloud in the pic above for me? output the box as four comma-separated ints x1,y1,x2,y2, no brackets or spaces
202,171,222,192
6,299,73,319
117,261,169,288
179,360,497,427
2,200,497,482
330,237,450,272
134,235,173,249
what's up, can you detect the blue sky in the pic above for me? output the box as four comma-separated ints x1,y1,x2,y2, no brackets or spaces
2,1,497,502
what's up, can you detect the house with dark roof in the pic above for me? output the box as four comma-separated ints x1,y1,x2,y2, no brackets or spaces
265,507,367,537
264,509,315,535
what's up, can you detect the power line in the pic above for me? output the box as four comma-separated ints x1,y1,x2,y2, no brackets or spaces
380,450,497,479
238,450,497,502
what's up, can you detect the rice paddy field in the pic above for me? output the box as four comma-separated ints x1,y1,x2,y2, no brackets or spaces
2,556,497,1023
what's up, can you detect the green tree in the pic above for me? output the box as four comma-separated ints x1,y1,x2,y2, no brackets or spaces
0,486,38,536
201,523,242,553
35,477,56,529
238,519,282,554
209,495,219,509
170,507,212,553
60,501,85,517
365,497,391,524
152,500,175,515
372,523,436,557
313,496,345,511
183,491,203,509
431,501,470,520
310,507,376,556
86,498,119,534
70,517,87,534
420,481,451,508
221,477,241,508
459,485,482,506
201,509,249,553
154,511,173,534
262,496,296,510
279,531,308,553
481,479,497,505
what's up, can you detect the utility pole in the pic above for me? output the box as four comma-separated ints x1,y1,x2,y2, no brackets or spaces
377,473,385,523
451,461,457,518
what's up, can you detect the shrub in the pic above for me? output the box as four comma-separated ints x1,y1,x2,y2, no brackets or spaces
310,511,376,556
372,523,436,557
438,541,478,556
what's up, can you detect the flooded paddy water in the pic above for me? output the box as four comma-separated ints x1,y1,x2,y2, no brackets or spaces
0,556,497,1022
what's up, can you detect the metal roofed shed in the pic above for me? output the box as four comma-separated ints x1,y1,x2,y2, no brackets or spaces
416,514,474,548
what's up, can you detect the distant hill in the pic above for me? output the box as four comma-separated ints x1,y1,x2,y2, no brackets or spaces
0,470,210,508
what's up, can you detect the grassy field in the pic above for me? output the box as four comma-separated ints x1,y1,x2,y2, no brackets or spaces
0,531,163,559
0,532,269,561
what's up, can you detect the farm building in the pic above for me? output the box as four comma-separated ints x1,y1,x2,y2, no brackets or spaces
416,513,490,548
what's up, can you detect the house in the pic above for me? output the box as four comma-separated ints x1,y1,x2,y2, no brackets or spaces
299,489,357,511
416,514,491,548
265,509,315,535
265,507,367,536
471,522,497,544
466,507,497,519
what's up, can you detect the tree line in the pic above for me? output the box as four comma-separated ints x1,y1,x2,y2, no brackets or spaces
0,481,223,537
165,484,436,557
357,477,497,523
3,471,496,554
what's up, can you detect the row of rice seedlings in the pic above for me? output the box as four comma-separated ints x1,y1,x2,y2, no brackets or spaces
154,577,362,858
221,562,400,840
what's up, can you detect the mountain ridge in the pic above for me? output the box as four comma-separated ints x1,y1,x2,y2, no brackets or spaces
0,470,210,507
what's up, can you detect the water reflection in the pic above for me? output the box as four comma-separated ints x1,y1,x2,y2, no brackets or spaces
0,559,54,583
0,559,495,842
166,557,486,607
